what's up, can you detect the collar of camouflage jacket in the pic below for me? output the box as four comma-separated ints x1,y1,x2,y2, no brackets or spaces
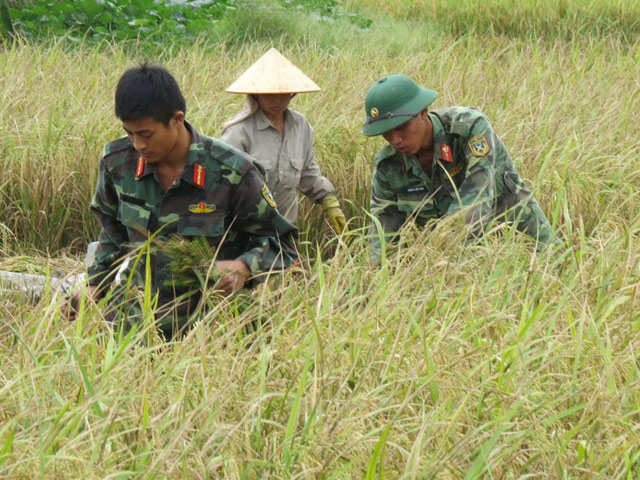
429,112,450,163
135,121,208,189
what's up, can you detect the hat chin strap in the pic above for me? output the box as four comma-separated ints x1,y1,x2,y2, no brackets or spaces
364,111,418,126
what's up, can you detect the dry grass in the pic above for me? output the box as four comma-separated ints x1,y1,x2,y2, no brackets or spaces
1,2,640,477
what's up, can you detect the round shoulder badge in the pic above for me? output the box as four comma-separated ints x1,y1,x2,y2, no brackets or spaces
262,184,277,208
468,135,490,157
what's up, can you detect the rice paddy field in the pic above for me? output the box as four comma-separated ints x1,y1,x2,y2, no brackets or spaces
1,0,640,477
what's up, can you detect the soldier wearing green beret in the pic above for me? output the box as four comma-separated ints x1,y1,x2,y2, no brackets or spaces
63,64,298,336
363,74,559,260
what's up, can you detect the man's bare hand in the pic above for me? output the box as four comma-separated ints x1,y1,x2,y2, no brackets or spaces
213,260,251,297
61,285,98,321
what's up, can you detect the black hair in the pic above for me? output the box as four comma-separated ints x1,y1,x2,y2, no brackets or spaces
115,63,186,125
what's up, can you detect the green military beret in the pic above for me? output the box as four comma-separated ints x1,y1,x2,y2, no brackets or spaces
362,74,437,136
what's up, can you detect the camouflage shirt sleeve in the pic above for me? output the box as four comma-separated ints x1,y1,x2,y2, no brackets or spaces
446,116,497,237
369,165,406,261
229,164,298,276
87,156,129,288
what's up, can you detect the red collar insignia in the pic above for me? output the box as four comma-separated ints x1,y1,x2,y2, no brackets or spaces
193,163,205,187
135,156,146,177
440,144,453,163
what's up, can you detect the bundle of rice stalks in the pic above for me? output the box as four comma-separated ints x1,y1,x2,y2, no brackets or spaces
160,235,221,291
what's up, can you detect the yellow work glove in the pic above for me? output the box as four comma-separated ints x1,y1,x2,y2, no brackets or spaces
321,195,347,234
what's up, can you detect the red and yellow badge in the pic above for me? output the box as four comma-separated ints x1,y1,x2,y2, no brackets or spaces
188,202,216,214
449,166,462,177
440,144,453,163
193,163,206,187
262,184,277,208
468,135,490,157
135,156,146,178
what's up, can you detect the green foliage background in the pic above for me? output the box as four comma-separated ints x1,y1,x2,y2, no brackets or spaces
7,0,236,42
4,0,371,45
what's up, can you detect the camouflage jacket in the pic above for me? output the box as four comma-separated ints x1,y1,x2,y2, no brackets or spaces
87,122,298,323
369,107,558,258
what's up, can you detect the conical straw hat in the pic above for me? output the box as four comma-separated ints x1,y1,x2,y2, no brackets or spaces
226,48,321,94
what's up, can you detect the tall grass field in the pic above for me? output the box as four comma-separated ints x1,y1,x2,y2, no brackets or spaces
1,0,640,477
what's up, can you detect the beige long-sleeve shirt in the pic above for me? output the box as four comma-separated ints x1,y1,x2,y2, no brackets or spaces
221,108,334,224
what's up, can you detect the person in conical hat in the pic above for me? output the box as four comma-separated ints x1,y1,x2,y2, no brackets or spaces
221,48,347,233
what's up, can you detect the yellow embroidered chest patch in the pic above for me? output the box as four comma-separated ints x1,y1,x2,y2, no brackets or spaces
189,202,215,213
468,135,490,157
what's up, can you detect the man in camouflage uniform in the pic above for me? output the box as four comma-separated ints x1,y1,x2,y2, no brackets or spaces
64,64,297,336
362,74,559,260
